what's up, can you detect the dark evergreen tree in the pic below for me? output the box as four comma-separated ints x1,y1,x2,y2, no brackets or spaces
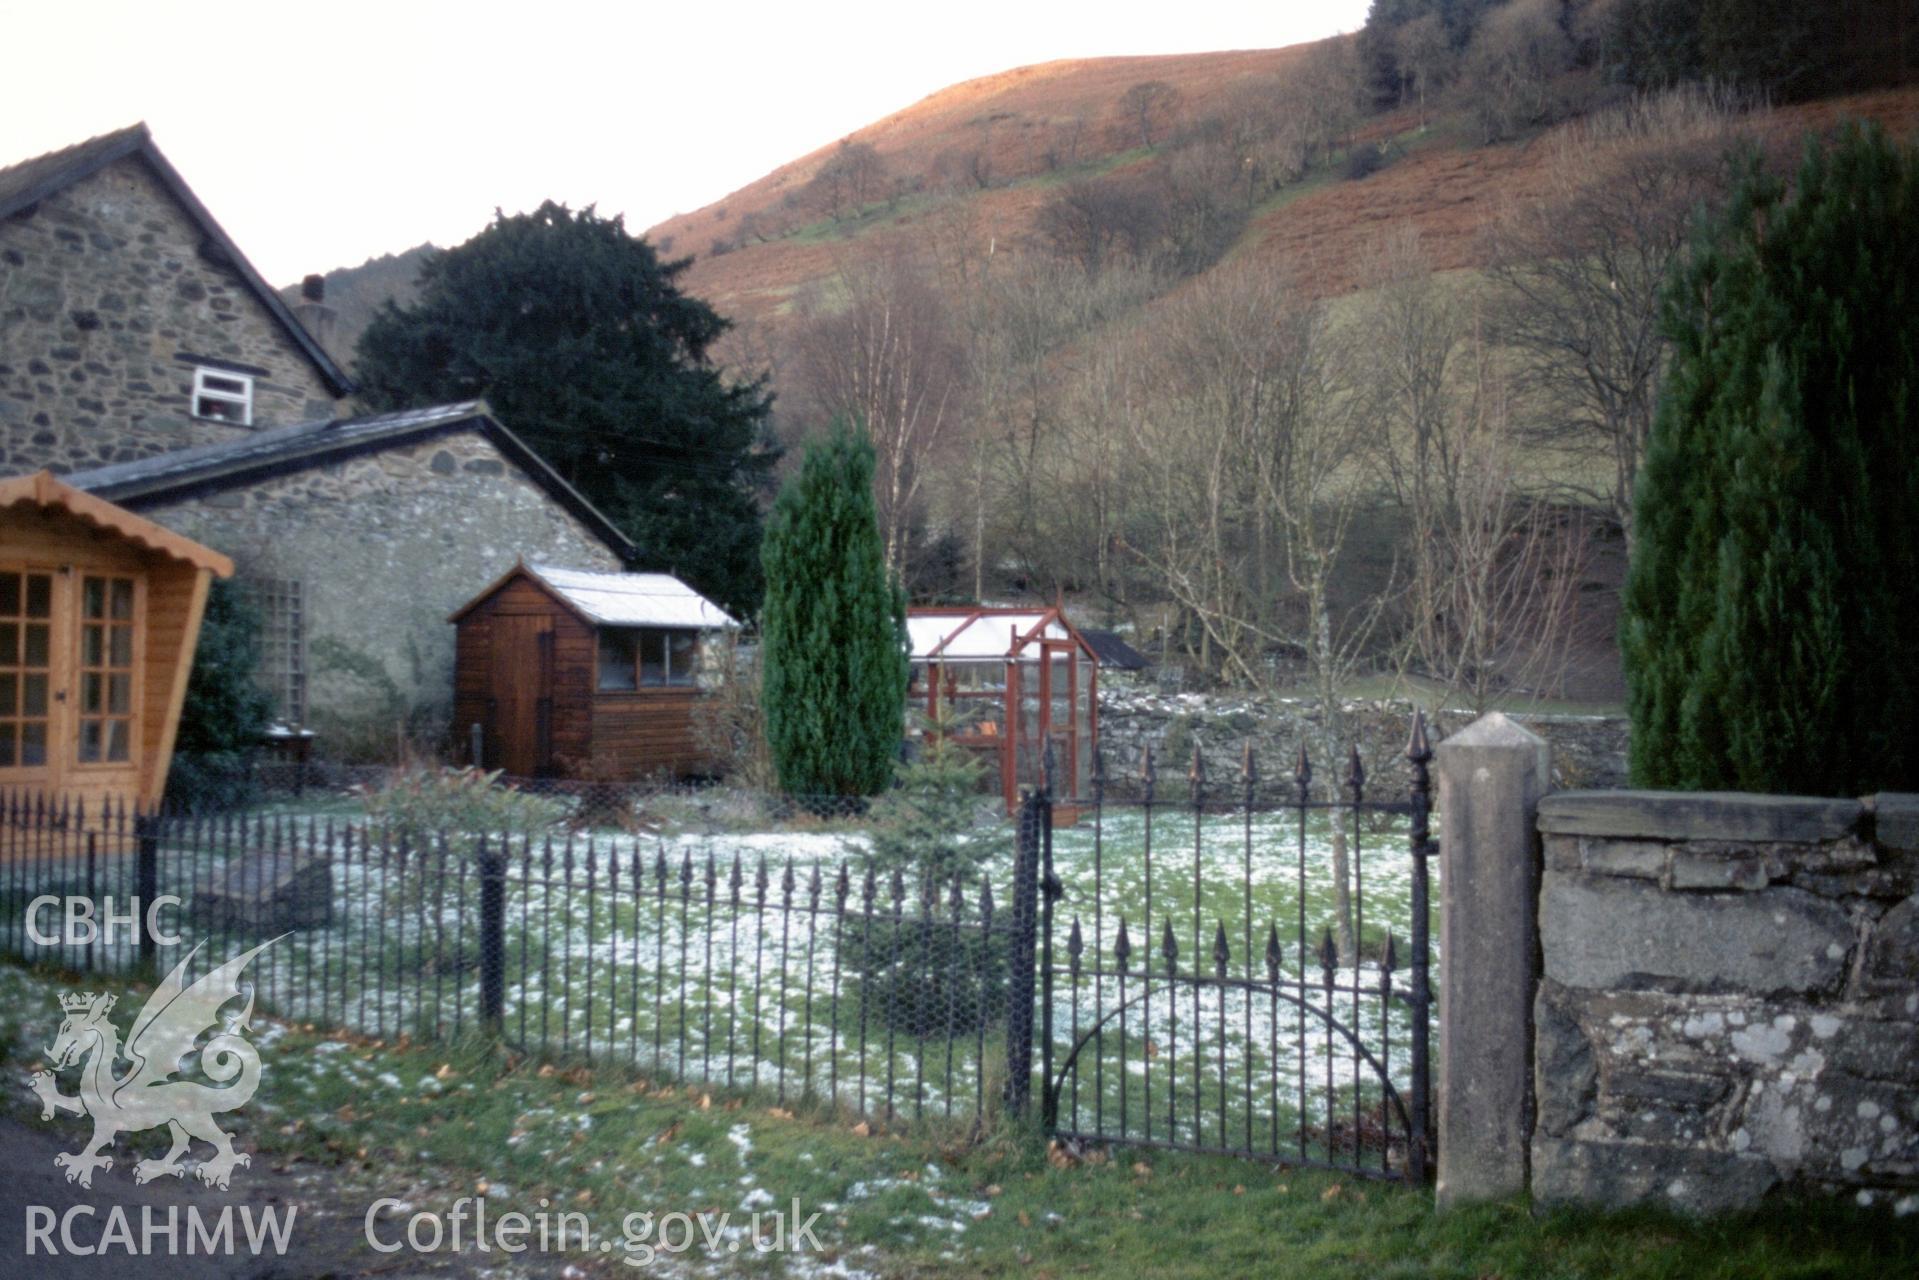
1622,123,1919,793
759,422,908,798
167,580,275,810
356,202,776,615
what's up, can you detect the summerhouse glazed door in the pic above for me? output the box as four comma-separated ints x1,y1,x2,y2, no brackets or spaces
0,567,58,789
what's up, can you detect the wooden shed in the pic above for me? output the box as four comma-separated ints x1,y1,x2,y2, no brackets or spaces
450,563,737,780
907,605,1101,809
0,471,232,810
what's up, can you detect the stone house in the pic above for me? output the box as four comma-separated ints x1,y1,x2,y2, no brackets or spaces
0,123,351,469
1,125,638,752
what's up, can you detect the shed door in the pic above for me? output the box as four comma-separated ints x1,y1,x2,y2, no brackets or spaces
489,614,553,776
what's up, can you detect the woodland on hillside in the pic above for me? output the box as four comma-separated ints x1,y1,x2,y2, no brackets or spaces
311,0,1917,720
726,0,1887,714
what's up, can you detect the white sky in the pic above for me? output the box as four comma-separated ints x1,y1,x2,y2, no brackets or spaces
1,1,1370,286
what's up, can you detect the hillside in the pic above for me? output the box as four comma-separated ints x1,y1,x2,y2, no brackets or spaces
647,46,1919,327
293,30,1919,708
276,243,437,371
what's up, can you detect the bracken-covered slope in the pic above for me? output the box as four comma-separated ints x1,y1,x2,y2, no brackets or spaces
643,37,1919,327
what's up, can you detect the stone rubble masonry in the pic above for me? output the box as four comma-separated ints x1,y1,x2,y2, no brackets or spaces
1094,677,1631,797
1,156,342,474
136,429,623,747
1532,789,1919,1216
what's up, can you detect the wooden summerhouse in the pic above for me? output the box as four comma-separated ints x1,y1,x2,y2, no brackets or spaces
0,471,232,809
450,563,736,780
907,605,1101,810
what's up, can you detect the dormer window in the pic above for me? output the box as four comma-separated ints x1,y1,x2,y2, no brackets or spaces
192,367,253,425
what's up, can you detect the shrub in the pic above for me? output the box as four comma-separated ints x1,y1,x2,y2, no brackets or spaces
1345,145,1388,181
166,579,274,813
359,765,569,854
357,765,570,927
1622,124,1919,792
852,718,1009,1035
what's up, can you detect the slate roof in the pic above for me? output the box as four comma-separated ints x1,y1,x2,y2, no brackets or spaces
0,123,354,397
64,401,637,562
1079,627,1151,670
526,564,736,629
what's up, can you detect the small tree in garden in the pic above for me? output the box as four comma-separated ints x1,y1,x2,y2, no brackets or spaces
1622,123,1919,793
857,714,1008,1035
760,422,909,799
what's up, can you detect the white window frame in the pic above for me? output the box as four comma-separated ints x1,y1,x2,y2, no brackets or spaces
191,367,254,426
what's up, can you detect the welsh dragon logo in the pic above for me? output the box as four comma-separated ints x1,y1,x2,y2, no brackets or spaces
30,938,279,1189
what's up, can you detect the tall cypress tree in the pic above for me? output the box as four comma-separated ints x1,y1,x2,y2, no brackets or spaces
760,422,908,798
1622,123,1919,793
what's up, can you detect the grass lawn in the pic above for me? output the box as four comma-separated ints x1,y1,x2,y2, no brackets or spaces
3,961,1913,1279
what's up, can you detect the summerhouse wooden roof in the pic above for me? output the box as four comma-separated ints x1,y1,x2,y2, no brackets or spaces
0,471,232,575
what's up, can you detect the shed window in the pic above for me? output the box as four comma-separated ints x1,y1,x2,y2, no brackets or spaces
597,629,639,690
192,368,253,426
598,627,698,689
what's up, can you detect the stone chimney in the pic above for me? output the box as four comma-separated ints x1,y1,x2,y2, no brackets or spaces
291,273,338,356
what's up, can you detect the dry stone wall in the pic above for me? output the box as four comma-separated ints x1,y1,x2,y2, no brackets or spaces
1532,790,1919,1215
1093,679,1630,799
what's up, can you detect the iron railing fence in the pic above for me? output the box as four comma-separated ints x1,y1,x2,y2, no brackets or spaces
0,791,1027,1133
1034,717,1436,1182
2,712,1436,1177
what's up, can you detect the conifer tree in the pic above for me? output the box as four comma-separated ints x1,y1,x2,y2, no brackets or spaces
1622,123,1919,793
759,422,908,798
356,202,775,615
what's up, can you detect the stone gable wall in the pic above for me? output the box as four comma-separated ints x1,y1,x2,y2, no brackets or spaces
1532,790,1919,1215
0,157,341,474
135,430,623,753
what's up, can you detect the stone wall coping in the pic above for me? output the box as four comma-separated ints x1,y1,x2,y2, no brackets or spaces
1877,793,1919,852
1539,790,1865,843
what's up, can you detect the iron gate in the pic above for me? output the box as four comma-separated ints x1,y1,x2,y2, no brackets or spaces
1008,713,1436,1182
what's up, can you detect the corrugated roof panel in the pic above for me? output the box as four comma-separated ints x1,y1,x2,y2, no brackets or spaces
529,564,736,629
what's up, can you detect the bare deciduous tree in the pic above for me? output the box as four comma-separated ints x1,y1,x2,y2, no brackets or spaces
787,255,969,577
803,140,890,223
1487,84,1751,545
1458,0,1574,142
1117,80,1182,150
1121,262,1379,718
1395,13,1456,126
1402,352,1590,714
